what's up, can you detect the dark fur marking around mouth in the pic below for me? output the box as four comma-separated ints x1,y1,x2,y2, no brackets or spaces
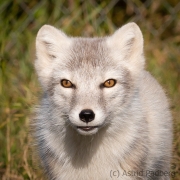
77,126,98,131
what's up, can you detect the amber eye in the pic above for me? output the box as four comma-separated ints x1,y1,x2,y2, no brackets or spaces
61,79,74,88
103,79,116,88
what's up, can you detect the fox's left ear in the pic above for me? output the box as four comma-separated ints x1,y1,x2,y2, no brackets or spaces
35,25,71,89
107,22,144,73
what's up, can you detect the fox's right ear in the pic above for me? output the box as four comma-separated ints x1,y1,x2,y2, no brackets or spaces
107,22,144,75
35,25,71,89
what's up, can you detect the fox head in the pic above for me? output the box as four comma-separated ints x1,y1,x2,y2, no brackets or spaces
35,23,144,136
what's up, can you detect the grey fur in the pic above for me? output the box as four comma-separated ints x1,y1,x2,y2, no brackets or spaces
32,23,172,180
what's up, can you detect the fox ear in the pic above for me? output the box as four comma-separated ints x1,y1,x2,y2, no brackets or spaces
107,22,144,73
35,25,70,88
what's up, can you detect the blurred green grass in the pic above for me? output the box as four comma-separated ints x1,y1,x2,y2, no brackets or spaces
0,0,180,179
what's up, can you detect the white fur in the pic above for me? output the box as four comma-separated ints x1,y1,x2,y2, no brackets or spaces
33,23,172,180
35,25,72,89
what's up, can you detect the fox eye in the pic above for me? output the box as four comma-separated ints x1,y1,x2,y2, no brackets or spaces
103,79,116,88
61,79,74,88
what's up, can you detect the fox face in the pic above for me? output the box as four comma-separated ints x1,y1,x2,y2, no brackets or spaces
35,23,144,135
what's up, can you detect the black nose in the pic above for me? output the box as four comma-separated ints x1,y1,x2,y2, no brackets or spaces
79,109,95,123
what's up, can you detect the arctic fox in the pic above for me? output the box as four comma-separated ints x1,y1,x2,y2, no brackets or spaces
33,22,172,180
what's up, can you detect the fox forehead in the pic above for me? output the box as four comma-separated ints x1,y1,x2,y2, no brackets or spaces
51,37,123,81
64,37,114,71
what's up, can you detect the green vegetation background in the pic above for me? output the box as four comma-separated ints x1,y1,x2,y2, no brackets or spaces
0,0,180,179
